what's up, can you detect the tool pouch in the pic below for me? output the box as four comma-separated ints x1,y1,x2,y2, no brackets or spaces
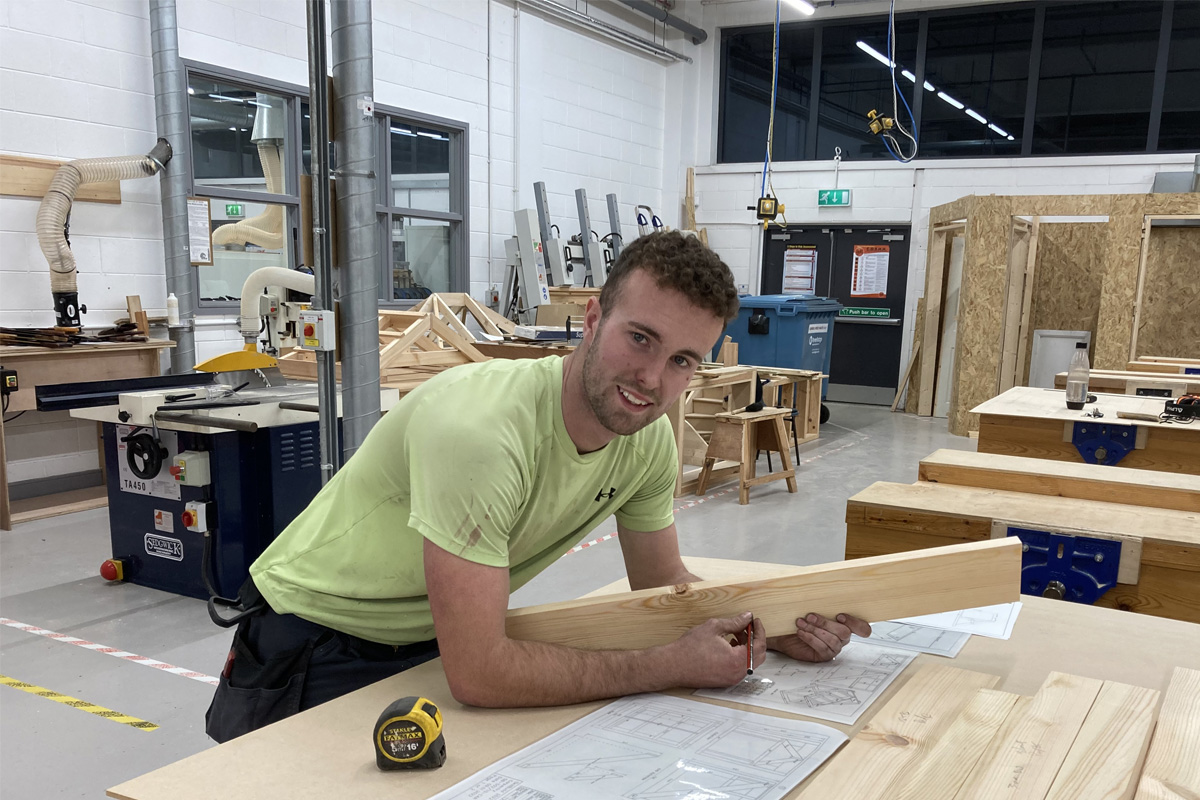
204,622,317,743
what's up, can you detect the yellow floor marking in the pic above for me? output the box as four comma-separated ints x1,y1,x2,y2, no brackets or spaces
0,673,158,731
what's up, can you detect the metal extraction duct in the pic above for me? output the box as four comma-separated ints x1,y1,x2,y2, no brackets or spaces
149,0,198,374
617,0,707,45
330,0,381,459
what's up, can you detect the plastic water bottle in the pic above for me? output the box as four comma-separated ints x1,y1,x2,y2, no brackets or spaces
166,293,180,326
1065,341,1090,410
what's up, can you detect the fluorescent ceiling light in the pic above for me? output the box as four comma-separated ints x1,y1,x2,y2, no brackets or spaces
965,108,987,124
924,81,935,92
391,126,415,136
782,0,816,15
248,100,272,108
187,86,195,95
856,41,894,68
228,126,237,131
937,91,964,109
988,123,1010,137
1007,135,1015,141
417,131,447,140
902,70,916,82
209,93,242,103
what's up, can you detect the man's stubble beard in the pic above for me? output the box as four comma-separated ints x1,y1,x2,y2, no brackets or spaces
580,323,660,437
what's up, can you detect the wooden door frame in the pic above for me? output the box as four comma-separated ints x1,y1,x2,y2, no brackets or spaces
1129,214,1200,361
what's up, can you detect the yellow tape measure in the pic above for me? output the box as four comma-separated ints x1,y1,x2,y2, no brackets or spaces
374,696,447,770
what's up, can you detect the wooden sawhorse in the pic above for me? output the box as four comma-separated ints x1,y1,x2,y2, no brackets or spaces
695,407,797,504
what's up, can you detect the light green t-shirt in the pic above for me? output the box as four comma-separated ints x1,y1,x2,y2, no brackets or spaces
250,356,677,645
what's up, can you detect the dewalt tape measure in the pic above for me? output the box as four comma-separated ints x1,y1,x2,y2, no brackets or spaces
374,696,447,770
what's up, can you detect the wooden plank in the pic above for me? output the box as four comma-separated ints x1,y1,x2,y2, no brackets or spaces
506,538,1021,649
917,449,1200,513
997,221,1030,393
1013,217,1039,387
1128,216,1154,363
1136,355,1200,365
0,153,122,204
10,484,107,524
892,340,921,412
1053,370,1200,396
801,665,1003,798
890,689,1023,800
1127,361,1198,374
1044,680,1159,800
1134,666,1200,800
918,227,952,416
955,672,1104,800
427,315,487,363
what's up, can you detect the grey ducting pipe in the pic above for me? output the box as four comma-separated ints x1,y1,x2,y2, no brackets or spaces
331,0,380,458
150,0,197,375
35,140,172,328
617,0,707,45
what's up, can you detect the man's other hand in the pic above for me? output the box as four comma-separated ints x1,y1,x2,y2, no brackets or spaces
767,612,871,662
666,611,765,687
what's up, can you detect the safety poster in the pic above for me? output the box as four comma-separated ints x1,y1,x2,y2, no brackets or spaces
850,244,889,298
782,244,817,294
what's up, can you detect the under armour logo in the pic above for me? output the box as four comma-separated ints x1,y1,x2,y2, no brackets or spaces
595,487,617,501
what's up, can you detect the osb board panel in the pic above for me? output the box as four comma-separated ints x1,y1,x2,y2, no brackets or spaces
1095,195,1149,370
1136,227,1200,359
905,296,925,414
929,195,976,226
1022,223,1108,384
948,195,1012,437
1010,195,1116,217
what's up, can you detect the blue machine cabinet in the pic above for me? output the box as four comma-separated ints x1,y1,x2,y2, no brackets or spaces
100,420,326,600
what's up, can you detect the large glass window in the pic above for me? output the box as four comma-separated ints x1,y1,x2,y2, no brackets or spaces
720,27,814,163
1159,3,1200,152
187,67,302,306
815,19,919,160
920,10,1033,158
718,1,1194,163
377,109,467,301
1032,2,1163,155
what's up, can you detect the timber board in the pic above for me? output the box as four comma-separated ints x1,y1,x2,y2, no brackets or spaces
1134,667,1200,800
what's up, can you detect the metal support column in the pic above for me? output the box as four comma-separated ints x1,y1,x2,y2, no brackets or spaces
306,0,341,482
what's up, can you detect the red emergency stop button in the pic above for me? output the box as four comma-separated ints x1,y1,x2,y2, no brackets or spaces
304,323,315,337
100,559,124,581
181,510,196,528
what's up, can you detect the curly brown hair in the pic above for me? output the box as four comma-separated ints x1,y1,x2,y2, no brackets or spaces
599,231,740,323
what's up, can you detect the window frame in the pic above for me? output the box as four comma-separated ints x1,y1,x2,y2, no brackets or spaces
716,0,1182,164
374,104,469,305
182,60,306,312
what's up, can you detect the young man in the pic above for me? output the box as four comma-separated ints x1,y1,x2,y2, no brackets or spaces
205,231,869,742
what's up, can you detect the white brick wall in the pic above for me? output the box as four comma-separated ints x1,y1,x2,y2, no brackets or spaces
1,0,682,484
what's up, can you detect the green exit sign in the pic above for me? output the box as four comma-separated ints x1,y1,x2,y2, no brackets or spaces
225,203,245,217
840,307,891,318
818,189,851,207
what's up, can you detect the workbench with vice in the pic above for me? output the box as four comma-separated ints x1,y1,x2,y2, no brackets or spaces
106,555,1200,800
846,449,1200,623
972,385,1200,474
0,339,175,530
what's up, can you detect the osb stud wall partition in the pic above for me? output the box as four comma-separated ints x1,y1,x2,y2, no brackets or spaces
918,193,1200,437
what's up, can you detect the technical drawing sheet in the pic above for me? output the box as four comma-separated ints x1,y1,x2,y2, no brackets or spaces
852,620,970,657
429,693,847,800
893,601,1023,639
695,641,917,725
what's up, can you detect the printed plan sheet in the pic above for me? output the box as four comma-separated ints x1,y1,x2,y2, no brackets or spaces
430,694,847,800
695,642,917,725
852,620,970,657
893,601,1023,640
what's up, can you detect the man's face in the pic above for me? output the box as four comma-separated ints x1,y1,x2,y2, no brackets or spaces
580,269,726,437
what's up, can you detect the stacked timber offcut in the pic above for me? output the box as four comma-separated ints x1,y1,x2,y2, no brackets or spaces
845,449,1200,624
800,663,1200,800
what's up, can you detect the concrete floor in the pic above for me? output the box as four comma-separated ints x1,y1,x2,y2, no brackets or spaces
0,402,971,798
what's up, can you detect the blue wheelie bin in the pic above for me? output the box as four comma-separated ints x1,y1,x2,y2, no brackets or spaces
725,294,842,422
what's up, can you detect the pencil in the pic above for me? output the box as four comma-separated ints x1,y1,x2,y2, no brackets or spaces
746,619,754,676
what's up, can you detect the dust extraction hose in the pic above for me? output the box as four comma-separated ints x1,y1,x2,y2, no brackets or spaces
35,138,172,327
211,141,285,250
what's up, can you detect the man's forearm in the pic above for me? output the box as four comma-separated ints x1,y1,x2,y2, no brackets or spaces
449,636,680,707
